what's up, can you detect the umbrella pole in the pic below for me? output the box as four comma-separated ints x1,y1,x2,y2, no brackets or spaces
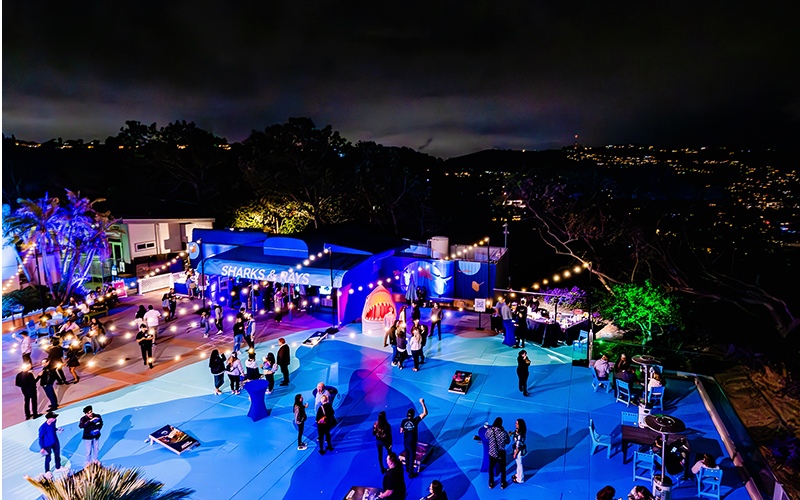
661,432,668,484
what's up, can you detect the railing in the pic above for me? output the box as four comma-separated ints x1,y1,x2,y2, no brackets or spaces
137,273,180,295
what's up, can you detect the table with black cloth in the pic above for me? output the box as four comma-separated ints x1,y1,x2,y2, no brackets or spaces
621,424,685,463
522,319,590,347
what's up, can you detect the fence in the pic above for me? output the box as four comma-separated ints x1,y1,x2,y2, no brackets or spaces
137,273,182,295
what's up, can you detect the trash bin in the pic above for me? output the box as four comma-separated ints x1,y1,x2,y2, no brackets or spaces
652,475,673,500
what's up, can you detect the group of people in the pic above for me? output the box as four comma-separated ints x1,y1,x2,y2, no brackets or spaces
594,352,665,394
484,417,528,489
35,405,104,477
207,337,291,395
13,311,113,418
595,453,718,499
383,304,443,372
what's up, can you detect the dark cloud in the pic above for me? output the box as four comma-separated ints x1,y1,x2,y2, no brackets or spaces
3,1,799,157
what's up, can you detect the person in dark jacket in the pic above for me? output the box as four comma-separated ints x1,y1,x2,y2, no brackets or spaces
373,410,393,472
15,364,39,420
277,338,291,386
39,363,58,411
208,349,226,395
316,393,336,454
47,338,69,384
516,350,531,396
38,411,64,475
78,405,103,465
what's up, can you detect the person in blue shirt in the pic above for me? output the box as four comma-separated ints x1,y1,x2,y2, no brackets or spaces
38,411,65,475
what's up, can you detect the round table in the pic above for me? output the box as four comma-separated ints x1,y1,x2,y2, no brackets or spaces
632,354,662,402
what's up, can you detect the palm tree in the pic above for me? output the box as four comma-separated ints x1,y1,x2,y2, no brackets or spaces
4,194,61,298
5,190,116,303
25,463,194,500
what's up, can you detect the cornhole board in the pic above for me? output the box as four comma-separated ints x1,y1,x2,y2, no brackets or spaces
302,330,328,347
449,370,474,394
148,425,200,454
344,486,381,500
399,441,432,471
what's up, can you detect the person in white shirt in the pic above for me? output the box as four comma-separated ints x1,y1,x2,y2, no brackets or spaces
691,453,718,475
647,372,664,391
143,305,162,343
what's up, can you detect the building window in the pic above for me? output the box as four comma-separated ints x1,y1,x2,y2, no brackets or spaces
134,241,156,252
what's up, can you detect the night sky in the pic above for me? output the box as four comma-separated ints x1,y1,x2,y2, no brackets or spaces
3,1,799,158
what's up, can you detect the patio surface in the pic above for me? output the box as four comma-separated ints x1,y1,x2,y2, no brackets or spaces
2,293,751,499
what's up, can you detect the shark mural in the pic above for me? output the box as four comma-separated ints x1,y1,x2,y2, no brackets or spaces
401,260,454,298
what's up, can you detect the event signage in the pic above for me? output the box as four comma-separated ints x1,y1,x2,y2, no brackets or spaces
219,264,311,284
474,298,486,312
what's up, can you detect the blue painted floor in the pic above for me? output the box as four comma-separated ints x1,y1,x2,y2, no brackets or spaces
3,321,749,499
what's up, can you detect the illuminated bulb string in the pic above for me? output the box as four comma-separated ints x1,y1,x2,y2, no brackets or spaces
528,262,590,291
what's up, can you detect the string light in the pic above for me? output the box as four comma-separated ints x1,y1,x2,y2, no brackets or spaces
529,262,590,290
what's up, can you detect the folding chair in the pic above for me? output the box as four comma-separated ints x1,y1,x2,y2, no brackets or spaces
589,418,612,458
697,467,722,499
616,380,634,407
633,450,654,482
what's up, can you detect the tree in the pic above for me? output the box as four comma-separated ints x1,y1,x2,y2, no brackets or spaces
25,462,194,500
597,280,681,344
508,161,799,339
229,198,313,234
4,190,115,302
240,118,357,229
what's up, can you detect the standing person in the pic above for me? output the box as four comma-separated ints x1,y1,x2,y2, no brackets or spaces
134,305,147,327
377,451,405,500
78,405,103,465
293,394,309,450
314,382,331,412
316,393,336,454
143,305,162,343
383,306,397,333
168,288,177,322
395,328,408,370
232,316,245,353
273,287,284,322
517,350,531,397
486,417,511,489
18,330,35,366
373,411,393,473
208,349,226,395
400,398,429,478
136,323,154,369
262,353,276,393
413,318,428,363
429,303,443,341
65,341,81,384
245,352,261,381
213,304,224,334
200,310,211,337
226,351,243,395
38,411,65,476
422,480,448,500
244,316,256,350
511,418,527,484
16,364,40,420
513,299,528,348
409,329,423,372
161,292,171,322
499,297,516,347
47,338,69,385
39,363,58,411
277,338,291,386
411,303,421,322
384,320,399,366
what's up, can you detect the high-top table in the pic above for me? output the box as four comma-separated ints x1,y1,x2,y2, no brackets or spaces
243,379,270,421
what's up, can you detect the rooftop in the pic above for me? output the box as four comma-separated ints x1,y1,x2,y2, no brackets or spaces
2,294,752,499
